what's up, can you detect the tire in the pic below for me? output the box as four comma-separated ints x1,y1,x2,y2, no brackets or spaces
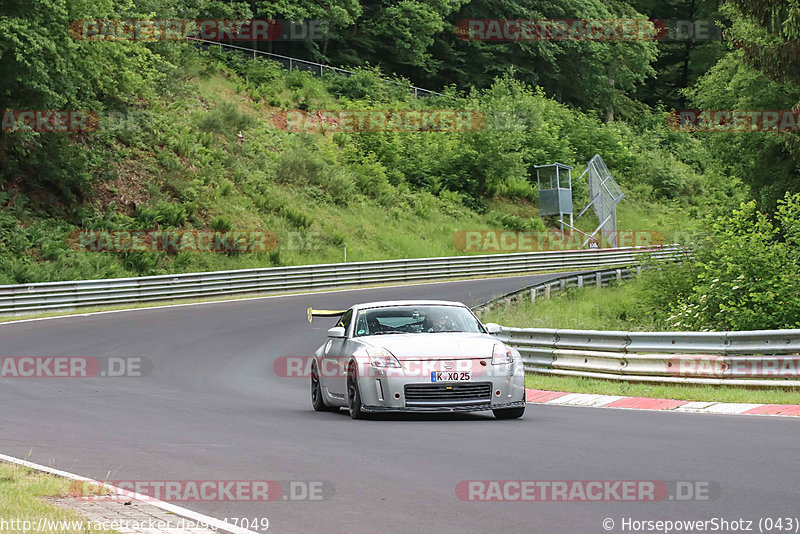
347,363,368,420
493,406,525,419
311,362,337,412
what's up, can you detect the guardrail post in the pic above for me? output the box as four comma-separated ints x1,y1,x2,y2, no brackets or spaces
577,275,583,288
289,58,293,71
530,289,536,303
596,272,602,286
636,265,642,277
616,269,622,282
544,284,551,299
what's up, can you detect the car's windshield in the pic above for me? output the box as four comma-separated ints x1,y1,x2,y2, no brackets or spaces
353,305,484,336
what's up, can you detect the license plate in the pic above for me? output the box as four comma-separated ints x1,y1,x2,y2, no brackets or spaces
431,371,471,382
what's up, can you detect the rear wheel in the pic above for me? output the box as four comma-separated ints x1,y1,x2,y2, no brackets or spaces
311,362,337,412
493,406,525,419
347,363,367,420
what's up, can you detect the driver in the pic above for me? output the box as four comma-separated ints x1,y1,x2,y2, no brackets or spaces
427,310,452,332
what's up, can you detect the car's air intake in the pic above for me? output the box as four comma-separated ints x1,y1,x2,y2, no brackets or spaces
404,383,492,407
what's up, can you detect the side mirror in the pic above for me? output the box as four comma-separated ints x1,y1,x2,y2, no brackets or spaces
484,323,502,335
327,326,346,338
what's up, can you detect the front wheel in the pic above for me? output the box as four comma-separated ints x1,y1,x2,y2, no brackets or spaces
493,406,525,419
311,363,337,412
347,363,368,420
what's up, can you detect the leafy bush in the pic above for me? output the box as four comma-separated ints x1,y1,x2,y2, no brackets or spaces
276,145,356,204
135,201,187,228
210,215,233,232
487,212,544,232
196,102,255,134
496,177,537,202
279,205,312,229
645,193,800,330
324,67,411,102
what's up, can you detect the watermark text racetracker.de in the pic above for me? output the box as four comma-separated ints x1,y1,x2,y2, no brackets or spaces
455,19,721,42
273,110,483,133
452,230,666,252
273,109,547,133
70,19,326,41
1,110,98,133
274,356,510,380
0,357,151,378
668,110,800,132
68,479,334,503
668,356,800,378
456,480,718,502
68,230,278,253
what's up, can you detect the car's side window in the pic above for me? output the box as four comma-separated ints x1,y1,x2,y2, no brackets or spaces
337,309,353,335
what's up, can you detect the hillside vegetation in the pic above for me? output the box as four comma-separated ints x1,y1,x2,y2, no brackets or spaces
3,0,799,330
0,40,729,284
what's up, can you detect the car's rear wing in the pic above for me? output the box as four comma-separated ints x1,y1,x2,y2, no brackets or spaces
307,307,347,323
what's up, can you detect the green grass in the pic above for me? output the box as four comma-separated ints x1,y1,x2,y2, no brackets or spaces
0,463,113,533
483,280,657,331
525,374,800,405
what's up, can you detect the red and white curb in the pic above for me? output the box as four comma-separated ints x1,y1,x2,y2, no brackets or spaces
526,389,800,417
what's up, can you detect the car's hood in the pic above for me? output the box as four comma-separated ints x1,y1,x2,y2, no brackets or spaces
359,333,499,360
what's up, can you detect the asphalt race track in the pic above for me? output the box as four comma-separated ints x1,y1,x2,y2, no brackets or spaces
1,273,798,534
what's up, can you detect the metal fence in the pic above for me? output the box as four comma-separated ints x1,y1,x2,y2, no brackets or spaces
0,246,681,316
187,37,441,98
496,326,800,388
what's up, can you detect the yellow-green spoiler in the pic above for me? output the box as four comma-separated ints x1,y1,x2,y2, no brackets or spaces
307,307,347,323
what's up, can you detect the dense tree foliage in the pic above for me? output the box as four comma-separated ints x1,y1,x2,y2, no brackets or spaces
686,0,800,210
631,0,726,109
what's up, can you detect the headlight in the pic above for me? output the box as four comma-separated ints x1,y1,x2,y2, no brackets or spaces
367,347,401,368
491,343,513,365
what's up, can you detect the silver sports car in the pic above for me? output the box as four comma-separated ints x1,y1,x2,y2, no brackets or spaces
309,300,526,419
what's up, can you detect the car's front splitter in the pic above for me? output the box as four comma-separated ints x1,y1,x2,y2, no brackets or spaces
360,400,525,414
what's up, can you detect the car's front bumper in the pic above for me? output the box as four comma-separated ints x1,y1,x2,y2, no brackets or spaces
355,358,526,411
361,399,525,414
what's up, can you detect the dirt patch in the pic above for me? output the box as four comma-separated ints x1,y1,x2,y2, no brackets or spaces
95,161,152,216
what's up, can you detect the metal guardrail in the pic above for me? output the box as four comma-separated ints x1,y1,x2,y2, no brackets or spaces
0,246,680,316
496,327,800,388
188,38,442,98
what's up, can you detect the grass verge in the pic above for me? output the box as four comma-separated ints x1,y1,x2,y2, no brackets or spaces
483,279,657,331
0,462,111,533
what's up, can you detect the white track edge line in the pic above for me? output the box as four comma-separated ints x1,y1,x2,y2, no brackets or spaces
0,453,259,534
